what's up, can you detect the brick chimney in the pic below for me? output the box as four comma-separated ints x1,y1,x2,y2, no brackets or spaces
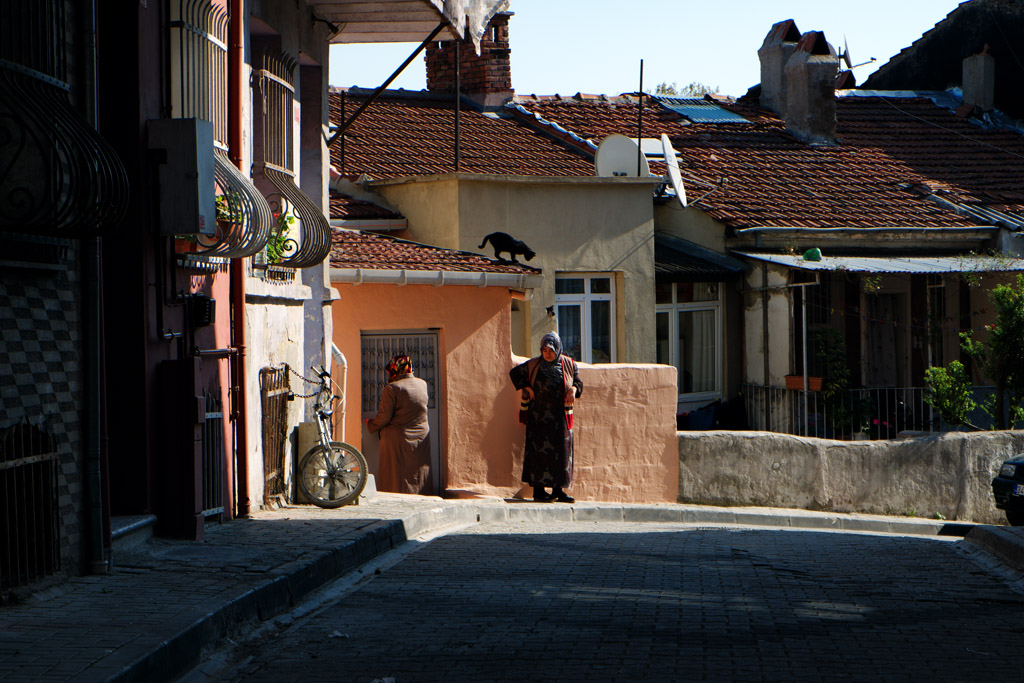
758,19,801,115
784,31,839,144
963,45,995,112
425,12,514,108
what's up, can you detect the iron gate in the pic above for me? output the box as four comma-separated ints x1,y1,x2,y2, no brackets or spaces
201,392,224,516
259,366,290,501
1,421,60,592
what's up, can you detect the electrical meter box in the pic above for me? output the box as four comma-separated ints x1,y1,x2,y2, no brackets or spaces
148,118,215,236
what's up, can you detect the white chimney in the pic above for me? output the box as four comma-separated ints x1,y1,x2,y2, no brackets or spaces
963,45,995,112
758,19,801,115
784,31,839,144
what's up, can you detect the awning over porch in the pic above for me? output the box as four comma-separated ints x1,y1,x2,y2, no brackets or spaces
312,0,509,48
655,233,748,282
735,252,1024,274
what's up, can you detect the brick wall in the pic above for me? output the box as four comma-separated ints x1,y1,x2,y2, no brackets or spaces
425,13,513,96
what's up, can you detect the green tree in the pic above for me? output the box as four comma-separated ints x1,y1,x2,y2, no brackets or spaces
959,274,1024,429
923,361,979,430
655,81,720,97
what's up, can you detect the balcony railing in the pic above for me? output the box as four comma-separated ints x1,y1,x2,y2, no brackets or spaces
741,384,999,440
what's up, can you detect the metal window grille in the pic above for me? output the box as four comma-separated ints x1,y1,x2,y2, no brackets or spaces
0,0,128,237
169,0,229,145
1,421,60,592
259,366,290,500
201,392,224,516
254,48,332,269
170,0,273,258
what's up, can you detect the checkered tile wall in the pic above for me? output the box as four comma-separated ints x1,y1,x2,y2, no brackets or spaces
1,245,83,577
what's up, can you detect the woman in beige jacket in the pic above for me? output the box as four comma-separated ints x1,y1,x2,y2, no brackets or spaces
367,355,433,495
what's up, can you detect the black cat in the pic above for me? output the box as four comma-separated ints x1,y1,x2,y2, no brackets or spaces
478,232,536,263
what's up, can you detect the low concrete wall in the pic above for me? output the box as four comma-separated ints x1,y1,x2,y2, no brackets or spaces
678,430,1024,524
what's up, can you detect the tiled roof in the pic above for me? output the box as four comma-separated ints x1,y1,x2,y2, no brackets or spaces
328,88,594,179
329,228,541,274
329,193,404,220
512,93,1024,230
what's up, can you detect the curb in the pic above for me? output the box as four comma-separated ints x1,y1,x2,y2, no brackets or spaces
107,502,980,682
962,524,1024,574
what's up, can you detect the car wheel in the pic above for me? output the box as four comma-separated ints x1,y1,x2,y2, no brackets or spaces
1006,509,1024,526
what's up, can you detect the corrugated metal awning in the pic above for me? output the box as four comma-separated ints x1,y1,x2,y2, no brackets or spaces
311,0,508,49
736,252,1024,273
656,234,748,282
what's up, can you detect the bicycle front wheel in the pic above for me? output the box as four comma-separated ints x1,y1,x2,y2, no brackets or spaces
298,441,368,508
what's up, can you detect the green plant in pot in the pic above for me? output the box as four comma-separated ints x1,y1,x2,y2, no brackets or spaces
266,211,296,264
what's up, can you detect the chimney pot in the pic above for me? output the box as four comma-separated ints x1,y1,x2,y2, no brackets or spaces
758,19,801,114
963,45,995,111
784,31,839,144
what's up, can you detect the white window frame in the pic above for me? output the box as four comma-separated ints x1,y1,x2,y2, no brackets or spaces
554,273,616,364
656,282,722,403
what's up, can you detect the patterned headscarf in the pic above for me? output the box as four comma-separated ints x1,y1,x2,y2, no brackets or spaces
385,355,413,381
540,332,562,357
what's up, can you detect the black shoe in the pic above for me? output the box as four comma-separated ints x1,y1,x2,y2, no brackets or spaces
533,487,553,502
552,488,574,504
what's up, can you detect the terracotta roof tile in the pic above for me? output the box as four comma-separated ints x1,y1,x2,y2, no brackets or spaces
329,88,594,178
329,193,404,220
514,93,1024,229
330,229,541,274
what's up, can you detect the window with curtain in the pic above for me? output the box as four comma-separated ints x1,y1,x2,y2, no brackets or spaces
655,281,722,399
555,274,615,363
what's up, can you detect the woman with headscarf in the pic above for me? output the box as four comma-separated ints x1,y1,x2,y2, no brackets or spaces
366,355,433,495
509,332,583,503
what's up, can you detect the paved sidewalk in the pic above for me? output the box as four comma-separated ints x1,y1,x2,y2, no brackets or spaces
0,493,1018,683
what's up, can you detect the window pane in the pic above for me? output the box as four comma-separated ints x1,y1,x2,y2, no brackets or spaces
557,305,582,361
590,277,611,294
679,310,716,393
655,283,673,305
591,300,612,363
677,282,694,303
556,278,584,295
693,282,718,301
656,311,670,366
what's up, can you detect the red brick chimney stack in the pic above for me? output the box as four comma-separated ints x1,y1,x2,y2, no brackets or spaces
425,12,514,107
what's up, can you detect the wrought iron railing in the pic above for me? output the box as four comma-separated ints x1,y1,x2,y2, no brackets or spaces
201,392,224,517
0,1,128,238
741,384,999,440
1,421,60,593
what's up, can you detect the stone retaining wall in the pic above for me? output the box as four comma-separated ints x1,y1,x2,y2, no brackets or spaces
678,430,1024,524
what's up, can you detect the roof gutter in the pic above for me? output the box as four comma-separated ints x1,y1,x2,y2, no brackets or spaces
330,268,542,290
733,226,997,235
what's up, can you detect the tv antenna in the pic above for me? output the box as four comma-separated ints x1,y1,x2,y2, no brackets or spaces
840,36,876,70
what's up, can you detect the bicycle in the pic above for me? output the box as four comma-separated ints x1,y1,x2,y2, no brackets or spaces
297,366,368,508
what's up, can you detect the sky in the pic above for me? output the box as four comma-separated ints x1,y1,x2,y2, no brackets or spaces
328,0,967,98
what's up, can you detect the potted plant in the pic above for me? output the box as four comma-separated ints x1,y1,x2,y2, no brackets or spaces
265,211,296,264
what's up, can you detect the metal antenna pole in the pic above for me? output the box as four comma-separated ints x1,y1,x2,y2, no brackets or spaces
637,59,644,176
455,39,460,171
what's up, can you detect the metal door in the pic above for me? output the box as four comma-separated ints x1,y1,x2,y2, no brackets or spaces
360,332,441,494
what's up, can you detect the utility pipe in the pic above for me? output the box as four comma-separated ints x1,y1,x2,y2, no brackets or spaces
83,0,110,575
228,0,250,517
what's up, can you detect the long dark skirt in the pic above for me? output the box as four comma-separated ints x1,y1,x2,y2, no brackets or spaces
521,402,573,488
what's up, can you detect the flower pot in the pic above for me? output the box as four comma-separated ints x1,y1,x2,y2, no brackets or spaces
785,375,822,391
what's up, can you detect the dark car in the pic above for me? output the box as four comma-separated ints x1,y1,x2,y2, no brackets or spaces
992,454,1024,525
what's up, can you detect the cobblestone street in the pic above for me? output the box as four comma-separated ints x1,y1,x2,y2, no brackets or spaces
216,522,1024,682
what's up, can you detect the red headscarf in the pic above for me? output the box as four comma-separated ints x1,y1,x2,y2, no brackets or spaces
385,355,413,381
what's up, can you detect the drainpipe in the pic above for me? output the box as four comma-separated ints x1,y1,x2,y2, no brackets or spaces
761,262,771,428
228,0,250,517
83,0,110,574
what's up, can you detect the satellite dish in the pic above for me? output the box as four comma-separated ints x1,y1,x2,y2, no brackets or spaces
840,36,853,69
661,134,687,208
595,134,651,178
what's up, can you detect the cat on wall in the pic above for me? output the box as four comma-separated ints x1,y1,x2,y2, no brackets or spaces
478,232,536,264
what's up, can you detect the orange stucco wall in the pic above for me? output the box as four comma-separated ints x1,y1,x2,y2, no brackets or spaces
331,282,679,503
